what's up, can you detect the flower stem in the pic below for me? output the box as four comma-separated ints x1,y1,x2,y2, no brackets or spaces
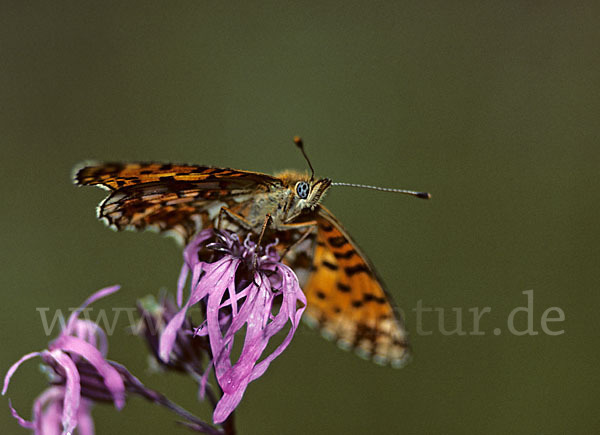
109,361,224,435
137,388,221,435
222,412,236,435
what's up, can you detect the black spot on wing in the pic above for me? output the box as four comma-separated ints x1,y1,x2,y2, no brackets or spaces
337,282,351,293
333,250,356,260
158,175,176,182
321,260,338,271
327,236,348,248
344,264,371,276
363,293,375,302
320,223,334,232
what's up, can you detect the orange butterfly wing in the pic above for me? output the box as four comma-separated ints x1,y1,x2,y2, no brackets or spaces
75,162,282,190
302,206,410,367
74,162,282,242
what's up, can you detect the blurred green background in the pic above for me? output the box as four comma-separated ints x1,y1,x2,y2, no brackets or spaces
1,2,598,434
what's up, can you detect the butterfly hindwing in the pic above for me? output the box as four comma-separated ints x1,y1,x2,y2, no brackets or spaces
302,206,410,367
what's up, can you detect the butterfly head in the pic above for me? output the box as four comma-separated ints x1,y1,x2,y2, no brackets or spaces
273,171,331,223
296,176,332,207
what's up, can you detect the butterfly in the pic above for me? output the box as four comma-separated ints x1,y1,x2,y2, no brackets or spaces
73,139,430,368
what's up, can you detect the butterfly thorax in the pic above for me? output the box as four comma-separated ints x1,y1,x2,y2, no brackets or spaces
244,170,331,231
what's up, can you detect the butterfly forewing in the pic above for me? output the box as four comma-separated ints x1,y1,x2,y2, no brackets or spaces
76,162,281,190
301,206,410,367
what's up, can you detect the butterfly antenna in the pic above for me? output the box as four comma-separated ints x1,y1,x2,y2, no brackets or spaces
293,136,315,182
331,182,431,199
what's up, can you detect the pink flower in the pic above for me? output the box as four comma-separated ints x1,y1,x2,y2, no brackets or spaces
2,286,125,435
159,229,307,424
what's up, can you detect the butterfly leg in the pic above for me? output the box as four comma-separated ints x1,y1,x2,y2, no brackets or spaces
279,220,317,231
279,221,318,261
252,213,273,269
256,213,272,247
216,206,253,232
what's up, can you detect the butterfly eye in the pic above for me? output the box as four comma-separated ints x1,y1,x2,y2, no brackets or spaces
295,181,310,199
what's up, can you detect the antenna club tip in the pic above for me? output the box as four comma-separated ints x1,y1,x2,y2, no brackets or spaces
293,136,303,146
418,192,432,199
